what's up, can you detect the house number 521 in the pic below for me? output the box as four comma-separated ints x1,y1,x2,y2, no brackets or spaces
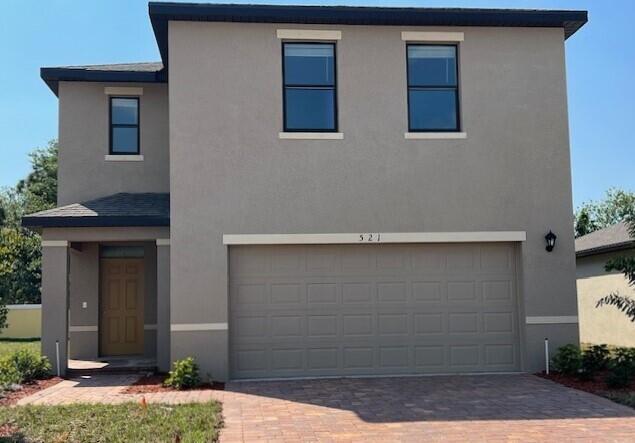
359,233,381,242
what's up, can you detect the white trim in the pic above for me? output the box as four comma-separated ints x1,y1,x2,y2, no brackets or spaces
279,132,344,140
405,132,467,140
144,324,157,331
42,240,69,247
277,29,341,40
171,323,228,332
6,304,41,310
104,86,143,96
526,316,579,325
104,155,144,162
401,31,464,42
156,238,170,246
223,231,526,245
69,325,98,333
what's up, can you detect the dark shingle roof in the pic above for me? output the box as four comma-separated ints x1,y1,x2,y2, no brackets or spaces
41,62,165,96
22,193,169,228
575,221,635,257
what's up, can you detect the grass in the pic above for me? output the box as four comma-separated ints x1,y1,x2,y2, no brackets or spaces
0,401,223,443
0,339,40,359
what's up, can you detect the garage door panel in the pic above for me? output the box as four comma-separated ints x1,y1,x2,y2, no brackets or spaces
230,243,520,379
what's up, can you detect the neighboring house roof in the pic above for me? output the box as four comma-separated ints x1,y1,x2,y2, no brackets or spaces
41,62,165,95
149,3,588,69
41,3,588,95
575,221,635,257
21,193,169,228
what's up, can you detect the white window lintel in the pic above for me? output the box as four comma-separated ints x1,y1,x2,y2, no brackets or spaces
401,31,464,42
277,29,341,40
104,87,143,96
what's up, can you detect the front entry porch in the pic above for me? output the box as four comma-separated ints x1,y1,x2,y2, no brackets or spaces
39,230,170,376
21,193,171,377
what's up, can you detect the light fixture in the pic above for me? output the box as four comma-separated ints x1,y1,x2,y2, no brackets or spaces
545,230,557,252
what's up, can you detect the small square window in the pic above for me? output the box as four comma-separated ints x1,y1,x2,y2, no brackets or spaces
110,97,139,154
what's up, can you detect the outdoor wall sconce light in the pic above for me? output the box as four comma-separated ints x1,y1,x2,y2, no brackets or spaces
545,230,557,252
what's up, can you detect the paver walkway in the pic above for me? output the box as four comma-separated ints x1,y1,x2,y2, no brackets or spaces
16,373,635,442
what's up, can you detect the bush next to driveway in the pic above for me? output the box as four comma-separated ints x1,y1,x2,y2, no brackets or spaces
0,401,223,443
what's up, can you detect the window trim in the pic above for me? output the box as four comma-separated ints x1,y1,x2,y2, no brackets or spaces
109,96,140,155
281,41,338,133
405,43,461,133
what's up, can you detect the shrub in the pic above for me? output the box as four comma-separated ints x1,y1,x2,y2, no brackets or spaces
605,347,635,389
8,349,51,383
581,344,610,376
551,344,582,376
0,358,21,389
164,357,200,390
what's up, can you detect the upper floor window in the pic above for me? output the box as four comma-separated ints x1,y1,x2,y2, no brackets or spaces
406,45,459,132
110,97,139,154
282,42,337,132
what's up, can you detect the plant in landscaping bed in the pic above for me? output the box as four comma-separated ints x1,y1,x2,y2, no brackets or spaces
579,344,611,379
8,348,51,383
164,357,200,390
605,347,635,389
551,344,582,376
0,358,21,390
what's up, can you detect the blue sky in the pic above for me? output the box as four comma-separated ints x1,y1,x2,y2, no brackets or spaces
1,0,633,208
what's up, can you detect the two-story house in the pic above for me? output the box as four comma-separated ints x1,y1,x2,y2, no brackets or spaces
24,3,587,380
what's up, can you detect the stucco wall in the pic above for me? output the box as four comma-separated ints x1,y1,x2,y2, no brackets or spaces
167,22,578,379
577,250,635,347
57,82,169,205
0,305,41,339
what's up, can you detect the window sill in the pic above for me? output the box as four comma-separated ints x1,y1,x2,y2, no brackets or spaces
404,132,466,140
279,132,344,140
104,154,144,162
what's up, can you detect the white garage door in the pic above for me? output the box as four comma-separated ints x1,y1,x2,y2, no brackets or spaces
229,243,520,379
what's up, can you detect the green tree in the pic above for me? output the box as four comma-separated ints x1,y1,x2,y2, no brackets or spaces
0,140,58,306
596,215,635,322
16,140,58,215
574,188,635,238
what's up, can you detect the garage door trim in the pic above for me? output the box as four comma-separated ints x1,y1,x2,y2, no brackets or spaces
223,231,526,245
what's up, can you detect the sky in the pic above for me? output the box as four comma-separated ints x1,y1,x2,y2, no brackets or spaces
0,0,633,208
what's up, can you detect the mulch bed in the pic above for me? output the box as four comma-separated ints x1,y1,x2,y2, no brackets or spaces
0,377,63,407
537,371,635,396
122,374,224,394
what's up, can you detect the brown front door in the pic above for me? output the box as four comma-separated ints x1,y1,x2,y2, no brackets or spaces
100,258,144,356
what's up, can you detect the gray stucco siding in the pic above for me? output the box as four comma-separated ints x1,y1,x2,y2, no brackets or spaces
57,82,169,206
168,22,578,379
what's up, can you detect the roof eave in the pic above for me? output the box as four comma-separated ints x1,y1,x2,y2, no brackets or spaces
148,3,587,79
576,241,635,258
21,215,170,228
40,67,167,96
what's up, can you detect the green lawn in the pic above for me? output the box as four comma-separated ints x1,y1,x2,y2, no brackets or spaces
0,401,223,443
0,339,40,359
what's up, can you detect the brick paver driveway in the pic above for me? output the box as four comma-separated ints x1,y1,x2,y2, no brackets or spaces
17,373,635,441
220,374,635,442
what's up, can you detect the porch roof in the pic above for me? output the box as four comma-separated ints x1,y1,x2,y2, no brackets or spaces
22,193,169,228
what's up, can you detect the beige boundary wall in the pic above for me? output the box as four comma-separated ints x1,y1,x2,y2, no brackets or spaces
0,304,42,339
